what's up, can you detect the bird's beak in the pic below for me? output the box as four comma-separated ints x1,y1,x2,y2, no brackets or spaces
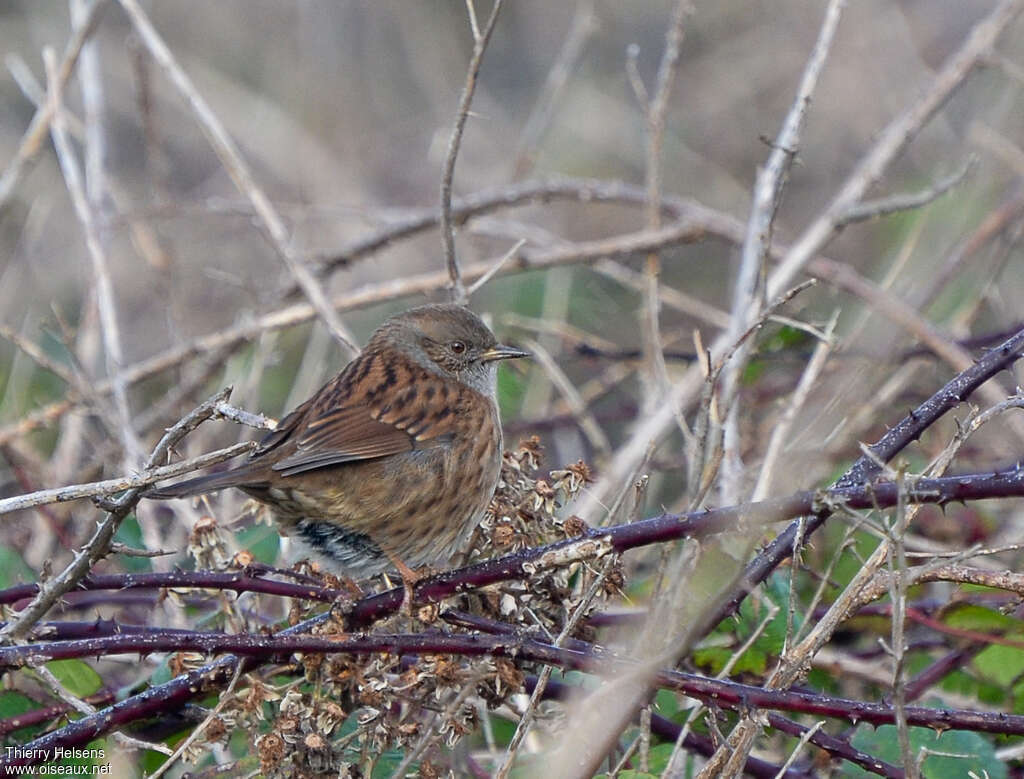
480,344,531,362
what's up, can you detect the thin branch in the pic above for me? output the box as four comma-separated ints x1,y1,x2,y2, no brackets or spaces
466,238,525,296
594,259,732,330
440,0,506,303
115,0,358,356
638,0,693,409
31,663,171,756
6,631,1024,739
0,439,252,515
0,0,109,211
838,157,975,224
310,176,698,280
751,311,838,501
511,0,596,177
494,557,615,778
719,0,845,506
0,388,233,642
521,337,611,456
0,570,346,608
44,46,143,467
146,664,244,779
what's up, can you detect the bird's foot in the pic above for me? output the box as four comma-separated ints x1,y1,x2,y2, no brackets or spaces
392,558,421,621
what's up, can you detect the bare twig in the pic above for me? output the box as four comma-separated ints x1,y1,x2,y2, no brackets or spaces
751,311,838,501
839,157,975,224
146,665,244,778
637,0,694,410
0,388,233,642
494,557,615,778
594,260,732,330
44,47,143,468
887,471,917,778
31,663,172,757
0,0,109,211
115,0,358,356
719,0,845,506
466,238,526,296
0,439,253,516
440,0,506,304
521,338,611,456
511,0,597,177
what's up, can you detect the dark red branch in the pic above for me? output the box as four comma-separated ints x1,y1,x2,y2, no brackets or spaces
0,569,345,608
4,628,1024,770
4,467,1020,628
765,711,903,778
3,619,204,641
533,675,817,779
4,464,1024,763
347,466,1024,626
704,324,1024,628
0,691,116,737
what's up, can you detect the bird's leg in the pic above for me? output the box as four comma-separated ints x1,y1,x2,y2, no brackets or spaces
385,554,422,620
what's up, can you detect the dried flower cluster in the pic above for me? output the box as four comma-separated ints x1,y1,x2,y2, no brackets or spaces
467,437,612,634
193,439,608,776
188,514,233,571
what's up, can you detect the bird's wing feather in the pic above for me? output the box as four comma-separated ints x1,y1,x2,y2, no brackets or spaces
264,353,456,478
269,406,418,476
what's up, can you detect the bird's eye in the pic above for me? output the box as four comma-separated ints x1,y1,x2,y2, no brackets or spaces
449,340,466,354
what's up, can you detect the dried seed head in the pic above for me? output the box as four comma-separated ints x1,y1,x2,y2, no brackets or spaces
304,732,327,750
563,515,588,537
550,460,594,498
257,732,286,774
188,515,232,570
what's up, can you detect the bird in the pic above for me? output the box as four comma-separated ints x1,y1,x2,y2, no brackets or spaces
148,304,529,582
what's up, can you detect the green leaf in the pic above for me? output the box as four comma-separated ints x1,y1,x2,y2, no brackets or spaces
236,523,281,566
44,659,102,698
370,746,405,778
740,574,792,656
974,644,1024,688
831,529,883,592
497,362,526,418
1012,677,1024,714
847,725,1006,778
0,690,37,719
0,690,43,737
147,656,173,687
944,603,1021,633
599,745,678,779
654,688,680,719
695,645,768,675
0,546,35,588
693,646,730,675
113,516,153,572
644,742,678,774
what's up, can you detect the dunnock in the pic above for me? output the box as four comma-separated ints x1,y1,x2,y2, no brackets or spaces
149,304,528,580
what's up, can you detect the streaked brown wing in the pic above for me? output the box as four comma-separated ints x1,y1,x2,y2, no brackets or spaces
270,405,427,476
262,352,457,478
252,399,317,458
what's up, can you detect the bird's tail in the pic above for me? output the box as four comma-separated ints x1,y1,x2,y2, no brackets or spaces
146,466,265,499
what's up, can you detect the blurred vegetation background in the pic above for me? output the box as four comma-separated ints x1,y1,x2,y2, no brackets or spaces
1,0,1024,775
1,0,1020,497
